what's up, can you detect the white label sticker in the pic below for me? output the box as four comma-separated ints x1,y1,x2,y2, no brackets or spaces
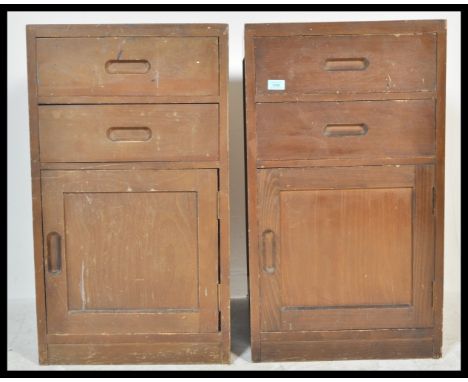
267,79,285,91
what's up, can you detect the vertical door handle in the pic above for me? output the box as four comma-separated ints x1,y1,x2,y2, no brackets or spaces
262,229,276,274
47,232,62,274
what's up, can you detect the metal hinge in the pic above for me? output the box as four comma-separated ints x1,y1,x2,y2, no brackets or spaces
217,191,221,220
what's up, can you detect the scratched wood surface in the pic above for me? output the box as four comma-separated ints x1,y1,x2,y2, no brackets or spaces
47,342,224,364
245,20,445,361
280,187,413,308
37,36,219,97
41,169,218,335
39,104,219,162
254,33,436,96
27,24,230,364
257,165,434,332
256,100,435,161
65,192,199,311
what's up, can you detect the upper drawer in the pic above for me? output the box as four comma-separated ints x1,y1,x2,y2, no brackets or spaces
254,34,436,96
256,100,435,161
36,37,219,97
39,104,219,162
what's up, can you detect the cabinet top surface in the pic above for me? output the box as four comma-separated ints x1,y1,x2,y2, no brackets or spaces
245,19,446,36
26,23,228,37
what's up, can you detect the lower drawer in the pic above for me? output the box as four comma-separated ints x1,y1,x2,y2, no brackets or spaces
39,104,219,162
256,99,435,161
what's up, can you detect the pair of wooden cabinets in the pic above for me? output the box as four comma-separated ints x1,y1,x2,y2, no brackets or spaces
27,20,446,364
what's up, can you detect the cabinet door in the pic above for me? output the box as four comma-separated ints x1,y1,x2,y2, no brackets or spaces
41,169,219,335
257,165,434,332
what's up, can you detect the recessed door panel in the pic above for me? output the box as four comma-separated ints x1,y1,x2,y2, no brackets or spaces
42,169,219,334
65,192,199,311
280,188,413,308
257,165,434,332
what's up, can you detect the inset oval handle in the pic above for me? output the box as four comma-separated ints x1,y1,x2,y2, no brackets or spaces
324,58,369,71
107,127,152,142
47,232,62,275
323,123,368,137
105,60,151,74
262,229,276,274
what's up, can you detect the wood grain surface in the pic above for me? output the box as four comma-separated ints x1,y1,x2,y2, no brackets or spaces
39,104,219,162
245,20,445,362
28,23,230,364
256,165,434,332
254,34,436,95
280,187,413,308
37,36,219,97
41,169,218,335
256,100,435,161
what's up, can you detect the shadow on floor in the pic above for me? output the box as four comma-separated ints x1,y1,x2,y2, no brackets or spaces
230,297,250,358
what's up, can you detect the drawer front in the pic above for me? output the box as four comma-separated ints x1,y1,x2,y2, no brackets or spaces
256,100,435,161
254,34,436,96
37,37,219,97
39,104,219,162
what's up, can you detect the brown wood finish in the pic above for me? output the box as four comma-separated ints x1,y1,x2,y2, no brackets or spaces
257,156,435,169
245,20,446,362
217,28,231,362
27,25,48,364
42,169,218,334
257,165,434,332
260,338,434,362
37,36,219,97
47,332,221,344
27,24,230,364
254,34,436,95
256,100,435,160
260,327,434,342
433,29,447,358
40,161,222,170
39,104,219,162
37,95,221,105
245,20,446,37
255,91,436,103
280,187,413,308
32,23,228,38
47,342,223,364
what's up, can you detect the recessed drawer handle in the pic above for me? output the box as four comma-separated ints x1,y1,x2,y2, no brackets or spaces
107,127,152,142
105,60,151,74
323,123,368,137
47,232,62,275
262,229,276,274
324,58,369,71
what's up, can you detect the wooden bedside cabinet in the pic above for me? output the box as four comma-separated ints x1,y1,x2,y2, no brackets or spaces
244,20,446,361
27,24,230,364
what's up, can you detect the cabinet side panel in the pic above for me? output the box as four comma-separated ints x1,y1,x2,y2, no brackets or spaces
26,26,48,364
244,28,261,362
217,28,231,363
433,28,447,357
